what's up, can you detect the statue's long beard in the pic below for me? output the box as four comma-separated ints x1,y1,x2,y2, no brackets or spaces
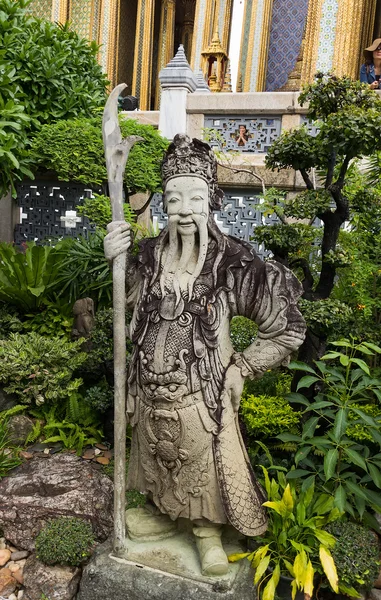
160,213,208,304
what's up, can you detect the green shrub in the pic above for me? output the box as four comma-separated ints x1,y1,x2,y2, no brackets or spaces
0,304,23,338
241,394,301,438
325,521,380,593
230,316,258,352
0,418,22,479
0,0,108,196
35,517,95,566
0,332,86,405
85,378,113,413
30,117,169,194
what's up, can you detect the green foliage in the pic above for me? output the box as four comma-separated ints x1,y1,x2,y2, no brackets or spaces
35,516,95,566
28,392,103,454
0,418,22,479
30,116,169,194
84,378,113,414
283,189,332,220
266,125,322,172
243,369,290,398
325,521,380,593
0,0,108,196
282,338,381,524
230,316,258,352
299,298,353,337
51,231,112,308
0,242,62,312
346,404,380,442
0,304,23,337
229,468,341,600
0,332,86,405
21,302,73,339
76,194,136,229
103,450,146,508
253,223,319,259
241,395,301,439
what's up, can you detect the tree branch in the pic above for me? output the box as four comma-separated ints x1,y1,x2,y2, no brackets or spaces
217,161,266,195
299,168,314,190
325,150,337,188
289,257,315,296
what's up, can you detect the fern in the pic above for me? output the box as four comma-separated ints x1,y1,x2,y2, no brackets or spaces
25,419,42,445
0,404,26,423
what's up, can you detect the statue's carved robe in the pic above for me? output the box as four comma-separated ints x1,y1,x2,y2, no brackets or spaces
125,226,305,537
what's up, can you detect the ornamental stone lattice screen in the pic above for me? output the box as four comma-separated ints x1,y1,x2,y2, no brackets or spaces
13,180,96,246
203,115,282,153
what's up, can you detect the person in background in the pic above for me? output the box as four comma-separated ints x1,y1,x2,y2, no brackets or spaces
360,39,381,89
235,124,249,147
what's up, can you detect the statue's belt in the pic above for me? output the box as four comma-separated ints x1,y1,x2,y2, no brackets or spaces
144,294,207,321
137,387,204,410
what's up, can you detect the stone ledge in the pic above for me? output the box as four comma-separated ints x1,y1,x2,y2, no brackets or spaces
78,539,256,600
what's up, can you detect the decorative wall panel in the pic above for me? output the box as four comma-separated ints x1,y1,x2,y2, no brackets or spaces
265,0,309,91
315,0,339,73
14,182,95,246
151,189,278,258
204,115,282,153
25,0,52,19
70,0,93,38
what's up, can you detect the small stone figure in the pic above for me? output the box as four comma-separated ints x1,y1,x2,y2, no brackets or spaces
71,298,95,341
104,134,306,577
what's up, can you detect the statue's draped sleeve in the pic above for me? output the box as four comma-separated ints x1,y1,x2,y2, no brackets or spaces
234,259,306,377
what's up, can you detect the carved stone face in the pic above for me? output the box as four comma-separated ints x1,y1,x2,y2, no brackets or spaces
164,176,209,236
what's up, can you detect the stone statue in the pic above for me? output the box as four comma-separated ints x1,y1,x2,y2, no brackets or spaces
104,134,306,578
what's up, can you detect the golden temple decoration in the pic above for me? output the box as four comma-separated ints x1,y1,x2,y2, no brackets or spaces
132,0,155,110
155,0,176,108
201,28,228,92
241,0,273,92
333,0,377,79
301,0,325,85
280,31,305,91
221,59,232,92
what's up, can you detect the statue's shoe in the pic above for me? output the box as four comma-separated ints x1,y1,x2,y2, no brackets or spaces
126,506,177,541
195,534,229,576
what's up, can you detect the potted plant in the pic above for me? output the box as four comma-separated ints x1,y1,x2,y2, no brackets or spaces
229,467,341,600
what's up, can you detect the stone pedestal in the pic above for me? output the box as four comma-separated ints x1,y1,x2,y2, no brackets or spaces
78,533,255,600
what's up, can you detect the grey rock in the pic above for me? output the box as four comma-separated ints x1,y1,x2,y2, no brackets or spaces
11,550,29,561
370,590,381,600
0,388,18,412
78,540,255,600
6,415,34,445
0,453,113,550
23,554,81,600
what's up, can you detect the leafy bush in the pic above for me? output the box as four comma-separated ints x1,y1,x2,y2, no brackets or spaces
230,468,340,600
281,339,381,525
325,521,380,593
0,0,108,196
241,395,301,438
85,378,113,414
299,298,353,337
0,333,86,405
76,194,136,230
21,302,73,339
230,316,258,352
28,392,103,455
0,304,23,338
0,418,22,479
50,232,112,308
0,242,62,312
35,517,95,566
30,117,169,194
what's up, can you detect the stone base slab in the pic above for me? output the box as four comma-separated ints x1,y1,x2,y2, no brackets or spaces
78,537,255,600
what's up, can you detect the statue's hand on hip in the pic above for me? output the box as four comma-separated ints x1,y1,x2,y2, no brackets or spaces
222,364,245,413
104,221,132,262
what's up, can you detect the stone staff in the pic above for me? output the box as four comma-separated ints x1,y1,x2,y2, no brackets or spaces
102,84,143,554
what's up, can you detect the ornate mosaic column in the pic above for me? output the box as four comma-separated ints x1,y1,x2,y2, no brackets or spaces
190,0,215,72
332,0,377,79
215,0,233,54
132,0,156,109
155,0,176,108
302,0,377,84
97,0,120,85
238,0,274,92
